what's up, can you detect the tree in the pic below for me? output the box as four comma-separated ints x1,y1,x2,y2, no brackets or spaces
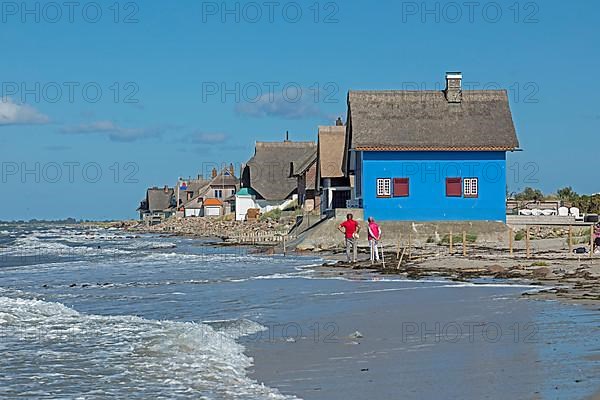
574,194,600,214
556,186,579,203
514,187,545,201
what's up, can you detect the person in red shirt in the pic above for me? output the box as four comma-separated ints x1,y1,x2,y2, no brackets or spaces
338,213,360,263
367,217,382,263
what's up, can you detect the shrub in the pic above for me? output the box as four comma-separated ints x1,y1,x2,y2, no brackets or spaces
441,233,477,244
260,208,282,222
514,231,525,241
219,214,234,222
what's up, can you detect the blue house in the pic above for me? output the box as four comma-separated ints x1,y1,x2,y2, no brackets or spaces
344,72,520,222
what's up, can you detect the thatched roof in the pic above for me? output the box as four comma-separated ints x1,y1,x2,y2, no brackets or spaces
347,90,519,151
245,141,317,201
146,187,174,211
317,125,346,178
291,149,317,177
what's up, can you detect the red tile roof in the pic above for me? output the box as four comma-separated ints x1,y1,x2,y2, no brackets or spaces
204,198,223,207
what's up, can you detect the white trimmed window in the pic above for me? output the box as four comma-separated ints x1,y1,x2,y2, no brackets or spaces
463,178,479,198
376,178,391,197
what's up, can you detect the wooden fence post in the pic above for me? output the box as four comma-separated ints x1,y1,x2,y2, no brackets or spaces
397,247,405,270
568,226,573,254
449,230,454,255
526,226,531,259
462,231,467,256
509,228,513,257
590,225,594,259
283,234,286,256
408,233,412,260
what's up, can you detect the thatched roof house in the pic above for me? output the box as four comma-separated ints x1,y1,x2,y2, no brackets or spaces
140,187,175,212
345,88,520,153
137,186,176,223
344,72,521,222
242,141,317,201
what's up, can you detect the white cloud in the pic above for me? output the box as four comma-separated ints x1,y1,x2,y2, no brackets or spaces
190,131,228,144
59,120,163,142
234,88,327,120
0,97,50,126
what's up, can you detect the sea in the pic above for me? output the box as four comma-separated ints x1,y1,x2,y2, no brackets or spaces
0,223,599,399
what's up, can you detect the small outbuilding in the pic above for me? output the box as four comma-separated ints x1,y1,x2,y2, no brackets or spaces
203,198,223,217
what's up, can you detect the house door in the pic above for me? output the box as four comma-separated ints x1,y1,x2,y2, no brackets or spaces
332,190,351,209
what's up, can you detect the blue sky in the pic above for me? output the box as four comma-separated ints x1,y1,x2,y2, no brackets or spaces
1,0,598,220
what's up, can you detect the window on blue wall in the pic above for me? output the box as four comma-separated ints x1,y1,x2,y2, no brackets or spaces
463,178,479,198
376,178,391,198
393,178,409,197
446,178,462,197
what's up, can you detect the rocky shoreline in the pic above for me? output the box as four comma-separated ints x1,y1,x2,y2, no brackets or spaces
317,248,600,307
95,219,600,306
106,218,292,240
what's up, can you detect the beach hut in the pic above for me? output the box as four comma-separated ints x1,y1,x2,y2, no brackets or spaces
203,198,223,217
343,72,521,222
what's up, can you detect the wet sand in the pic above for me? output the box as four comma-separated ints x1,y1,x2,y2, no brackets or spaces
244,269,600,400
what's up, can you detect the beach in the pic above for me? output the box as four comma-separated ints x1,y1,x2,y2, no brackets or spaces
121,217,600,306
1,223,599,399
244,266,600,400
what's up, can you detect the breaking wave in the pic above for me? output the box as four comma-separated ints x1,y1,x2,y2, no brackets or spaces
0,294,296,399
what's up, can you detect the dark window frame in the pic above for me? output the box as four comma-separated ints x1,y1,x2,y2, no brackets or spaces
446,177,462,197
393,177,410,197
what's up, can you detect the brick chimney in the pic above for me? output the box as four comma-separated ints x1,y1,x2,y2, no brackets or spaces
445,72,462,103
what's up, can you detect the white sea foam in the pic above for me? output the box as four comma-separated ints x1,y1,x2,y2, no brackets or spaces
130,241,178,250
311,282,542,297
0,295,296,399
0,235,132,257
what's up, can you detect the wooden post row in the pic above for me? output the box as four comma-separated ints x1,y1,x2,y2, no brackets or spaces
526,226,531,259
568,226,573,254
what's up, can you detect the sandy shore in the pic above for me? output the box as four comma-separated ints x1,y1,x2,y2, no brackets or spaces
242,266,600,400
321,249,600,306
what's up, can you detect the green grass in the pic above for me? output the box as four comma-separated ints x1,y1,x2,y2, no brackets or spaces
578,234,591,244
530,261,549,267
282,200,299,212
440,233,477,244
259,208,282,222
